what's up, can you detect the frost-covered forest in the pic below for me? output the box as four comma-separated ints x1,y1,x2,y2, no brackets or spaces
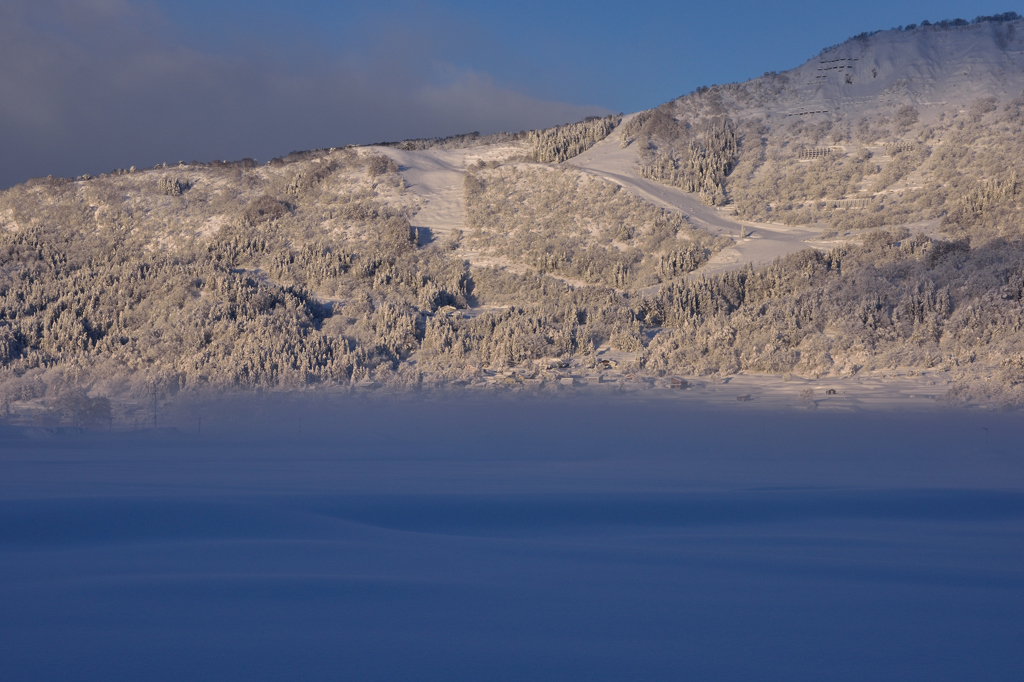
633,89,1022,239
630,15,1024,239
3,17,1024,421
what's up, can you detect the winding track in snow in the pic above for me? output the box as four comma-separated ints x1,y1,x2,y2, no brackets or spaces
370,131,832,280
564,120,828,278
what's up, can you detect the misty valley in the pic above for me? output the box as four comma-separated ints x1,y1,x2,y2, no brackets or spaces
2,11,1024,682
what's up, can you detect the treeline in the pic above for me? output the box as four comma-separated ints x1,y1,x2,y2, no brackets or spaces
818,13,1021,55
638,117,738,205
382,130,529,151
378,114,623,164
528,115,622,163
627,91,741,206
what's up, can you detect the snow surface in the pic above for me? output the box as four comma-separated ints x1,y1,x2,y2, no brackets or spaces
789,20,1024,114
369,147,469,241
370,144,522,244
1,398,1022,681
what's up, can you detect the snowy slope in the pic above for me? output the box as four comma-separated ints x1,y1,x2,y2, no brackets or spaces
363,21,1024,282
774,20,1024,115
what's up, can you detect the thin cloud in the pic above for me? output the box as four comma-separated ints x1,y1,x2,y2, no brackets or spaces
0,0,608,188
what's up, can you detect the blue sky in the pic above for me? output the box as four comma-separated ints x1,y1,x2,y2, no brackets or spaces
0,0,1017,187
156,0,1019,111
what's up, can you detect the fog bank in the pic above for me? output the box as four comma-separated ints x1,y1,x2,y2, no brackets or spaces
1,397,1022,680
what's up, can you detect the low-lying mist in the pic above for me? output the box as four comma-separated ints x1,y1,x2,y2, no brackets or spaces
1,396,1022,681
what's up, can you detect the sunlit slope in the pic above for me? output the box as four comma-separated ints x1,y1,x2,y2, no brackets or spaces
624,16,1024,245
3,18,1024,410
786,19,1024,113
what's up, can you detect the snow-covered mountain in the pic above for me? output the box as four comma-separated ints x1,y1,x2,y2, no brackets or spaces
779,18,1024,115
2,15,1024,412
